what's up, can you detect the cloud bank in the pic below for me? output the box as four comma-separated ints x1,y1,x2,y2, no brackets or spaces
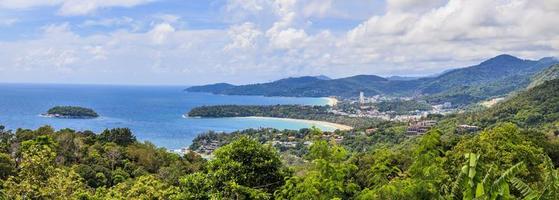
0,0,558,84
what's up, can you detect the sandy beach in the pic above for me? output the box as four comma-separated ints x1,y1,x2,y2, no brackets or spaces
241,116,353,131
325,97,338,106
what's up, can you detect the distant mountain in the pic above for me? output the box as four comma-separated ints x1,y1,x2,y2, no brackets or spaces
186,83,235,93
188,74,391,97
386,76,421,81
314,75,331,80
186,54,559,105
421,54,558,104
423,55,541,92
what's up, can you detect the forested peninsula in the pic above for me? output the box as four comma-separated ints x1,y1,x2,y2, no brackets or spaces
187,104,380,129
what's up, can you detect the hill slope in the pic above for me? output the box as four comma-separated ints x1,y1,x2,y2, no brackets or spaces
474,78,559,129
529,63,559,89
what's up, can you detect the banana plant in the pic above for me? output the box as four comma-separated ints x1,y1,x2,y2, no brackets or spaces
452,153,524,200
510,156,559,200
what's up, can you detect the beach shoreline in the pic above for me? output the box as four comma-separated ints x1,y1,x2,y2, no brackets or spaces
325,97,338,106
240,116,353,131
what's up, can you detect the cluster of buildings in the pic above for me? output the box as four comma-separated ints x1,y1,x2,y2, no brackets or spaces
270,132,344,148
404,120,481,136
457,124,481,133
353,93,398,105
183,131,347,157
331,108,392,120
404,121,480,136
331,92,458,122
406,120,438,135
191,140,220,155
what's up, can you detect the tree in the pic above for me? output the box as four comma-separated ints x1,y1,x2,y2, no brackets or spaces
179,172,271,200
75,164,107,188
352,148,406,189
54,129,86,165
103,143,122,170
3,136,90,199
111,168,130,185
100,175,178,199
99,128,136,146
0,125,14,153
178,136,288,199
35,126,55,135
3,136,57,198
125,142,168,173
355,129,448,200
0,153,15,180
447,123,546,185
41,168,91,199
275,140,359,199
208,136,288,195
177,172,212,200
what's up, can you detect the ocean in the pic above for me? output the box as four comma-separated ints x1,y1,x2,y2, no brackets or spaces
0,83,331,150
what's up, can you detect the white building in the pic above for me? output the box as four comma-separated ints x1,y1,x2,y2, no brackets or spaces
359,91,365,104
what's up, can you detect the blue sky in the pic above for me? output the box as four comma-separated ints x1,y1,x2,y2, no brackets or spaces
0,0,558,85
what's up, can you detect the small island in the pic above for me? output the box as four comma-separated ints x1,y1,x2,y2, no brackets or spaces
43,106,99,119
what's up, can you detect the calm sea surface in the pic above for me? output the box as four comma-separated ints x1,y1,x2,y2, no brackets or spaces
0,84,330,150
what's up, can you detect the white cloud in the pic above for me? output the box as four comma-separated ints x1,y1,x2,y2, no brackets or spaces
267,28,307,49
387,0,448,13
15,48,79,72
0,0,153,16
226,0,266,12
301,0,332,18
301,0,381,19
153,14,180,24
0,18,17,26
80,17,134,27
326,0,559,76
224,22,263,51
0,0,61,9
84,45,107,60
0,21,235,84
59,0,154,16
1,0,559,84
149,23,175,44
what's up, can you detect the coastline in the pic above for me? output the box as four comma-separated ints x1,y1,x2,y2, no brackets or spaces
240,116,353,131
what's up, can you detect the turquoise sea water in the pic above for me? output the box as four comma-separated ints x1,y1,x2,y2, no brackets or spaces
0,84,330,150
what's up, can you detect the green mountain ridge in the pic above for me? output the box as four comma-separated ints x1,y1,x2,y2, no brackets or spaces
187,55,559,105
